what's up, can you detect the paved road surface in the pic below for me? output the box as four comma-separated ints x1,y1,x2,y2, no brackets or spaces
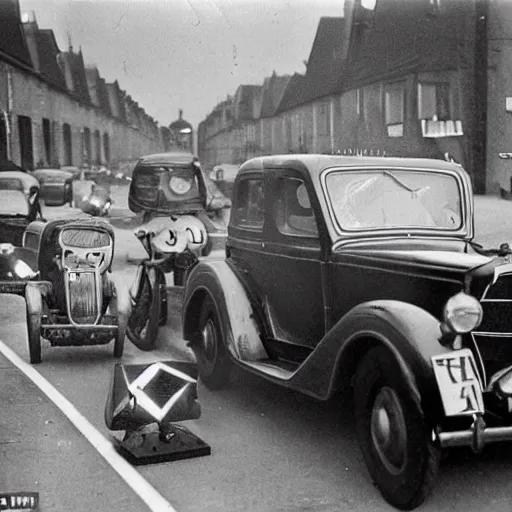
2,191,512,512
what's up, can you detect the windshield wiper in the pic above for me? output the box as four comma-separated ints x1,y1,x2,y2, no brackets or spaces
383,171,426,194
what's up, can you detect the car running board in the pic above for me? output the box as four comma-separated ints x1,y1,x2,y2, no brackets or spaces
240,358,299,381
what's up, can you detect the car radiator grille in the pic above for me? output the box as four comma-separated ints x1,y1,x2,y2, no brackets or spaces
474,272,512,379
68,272,98,324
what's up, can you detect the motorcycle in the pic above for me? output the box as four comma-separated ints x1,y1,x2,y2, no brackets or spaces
80,183,113,217
126,152,230,351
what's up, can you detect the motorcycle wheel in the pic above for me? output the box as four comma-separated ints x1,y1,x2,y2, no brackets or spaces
25,283,42,364
126,264,162,351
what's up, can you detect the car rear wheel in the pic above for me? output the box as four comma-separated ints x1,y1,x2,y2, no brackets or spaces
25,284,42,364
193,295,230,389
354,346,440,510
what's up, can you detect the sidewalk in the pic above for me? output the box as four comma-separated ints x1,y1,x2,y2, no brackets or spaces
0,351,169,512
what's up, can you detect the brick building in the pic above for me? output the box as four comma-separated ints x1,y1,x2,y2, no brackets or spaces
198,0,512,196
0,1,163,171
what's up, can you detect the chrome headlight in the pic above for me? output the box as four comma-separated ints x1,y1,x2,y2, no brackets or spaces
443,291,483,334
169,175,193,195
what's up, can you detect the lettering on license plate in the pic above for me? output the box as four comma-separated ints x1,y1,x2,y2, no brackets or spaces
432,349,484,417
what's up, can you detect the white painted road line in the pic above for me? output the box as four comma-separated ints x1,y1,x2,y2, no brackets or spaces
0,339,178,512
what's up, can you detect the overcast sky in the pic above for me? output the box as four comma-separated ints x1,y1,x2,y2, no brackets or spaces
19,0,343,128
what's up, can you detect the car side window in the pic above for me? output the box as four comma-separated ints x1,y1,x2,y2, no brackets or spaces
232,177,264,230
275,177,319,238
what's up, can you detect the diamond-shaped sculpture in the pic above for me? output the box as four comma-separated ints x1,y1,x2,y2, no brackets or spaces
105,361,210,465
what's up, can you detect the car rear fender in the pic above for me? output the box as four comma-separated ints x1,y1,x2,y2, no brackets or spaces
182,260,268,361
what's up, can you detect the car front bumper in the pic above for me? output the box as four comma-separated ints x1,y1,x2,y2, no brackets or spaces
436,414,512,453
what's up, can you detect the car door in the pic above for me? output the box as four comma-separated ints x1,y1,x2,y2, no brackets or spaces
262,169,325,351
227,170,268,308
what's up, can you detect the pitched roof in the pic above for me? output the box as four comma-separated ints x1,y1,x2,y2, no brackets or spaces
234,85,262,121
23,22,65,87
275,73,308,113
259,73,292,118
58,49,91,103
0,0,33,68
106,81,127,121
275,17,346,114
85,65,112,115
343,0,473,89
301,17,345,101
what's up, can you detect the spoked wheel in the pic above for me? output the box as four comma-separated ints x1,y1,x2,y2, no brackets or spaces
126,264,162,351
192,295,230,389
25,283,42,364
109,282,131,358
354,347,440,511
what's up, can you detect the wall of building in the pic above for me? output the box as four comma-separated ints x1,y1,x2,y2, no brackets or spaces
1,62,163,170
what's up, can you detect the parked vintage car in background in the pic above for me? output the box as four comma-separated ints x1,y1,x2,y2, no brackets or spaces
208,163,240,198
32,168,74,206
0,217,129,363
0,171,44,246
182,154,512,510
80,182,113,217
125,151,230,351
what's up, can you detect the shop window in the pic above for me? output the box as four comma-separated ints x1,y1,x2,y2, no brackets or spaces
418,82,450,120
384,82,405,137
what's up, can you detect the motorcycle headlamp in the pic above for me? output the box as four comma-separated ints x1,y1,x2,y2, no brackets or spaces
169,172,193,195
443,291,483,334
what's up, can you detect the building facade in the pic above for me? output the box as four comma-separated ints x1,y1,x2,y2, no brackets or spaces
0,2,163,171
198,0,512,196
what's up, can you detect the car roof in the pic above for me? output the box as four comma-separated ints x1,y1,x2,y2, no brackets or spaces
33,169,73,177
238,154,464,176
0,170,39,191
138,152,198,165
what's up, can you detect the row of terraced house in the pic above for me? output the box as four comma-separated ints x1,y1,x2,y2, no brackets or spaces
198,0,512,196
0,1,164,172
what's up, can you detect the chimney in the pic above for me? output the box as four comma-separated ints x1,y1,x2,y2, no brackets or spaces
179,109,183,120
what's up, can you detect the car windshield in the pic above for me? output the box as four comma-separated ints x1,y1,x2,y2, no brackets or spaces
324,169,463,232
0,190,29,216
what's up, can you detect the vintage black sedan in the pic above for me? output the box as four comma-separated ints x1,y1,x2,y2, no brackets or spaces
32,169,74,206
182,154,512,510
0,171,44,246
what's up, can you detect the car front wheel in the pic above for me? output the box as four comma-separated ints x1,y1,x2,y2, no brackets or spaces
25,284,42,364
192,295,230,389
354,346,440,511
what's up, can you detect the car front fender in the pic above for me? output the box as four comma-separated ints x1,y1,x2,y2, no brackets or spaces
289,300,454,419
182,260,268,361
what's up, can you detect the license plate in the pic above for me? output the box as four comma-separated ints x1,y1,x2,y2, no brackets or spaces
432,349,484,417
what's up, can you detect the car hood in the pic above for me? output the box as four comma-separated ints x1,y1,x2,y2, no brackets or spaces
333,238,494,275
357,249,492,271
